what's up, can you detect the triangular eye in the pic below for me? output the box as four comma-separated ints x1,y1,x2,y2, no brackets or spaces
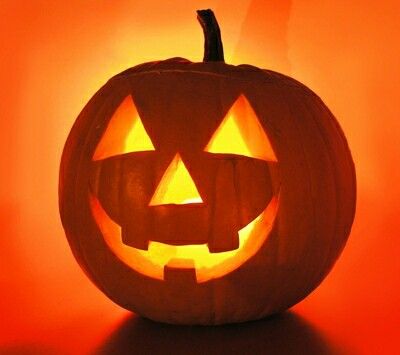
149,154,203,206
93,95,155,161
204,95,277,162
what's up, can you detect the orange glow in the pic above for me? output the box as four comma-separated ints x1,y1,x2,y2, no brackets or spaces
2,1,399,353
90,193,279,283
93,95,155,161
205,95,277,162
149,154,203,206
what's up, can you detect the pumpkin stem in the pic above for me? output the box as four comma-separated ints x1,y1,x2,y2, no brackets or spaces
197,9,225,62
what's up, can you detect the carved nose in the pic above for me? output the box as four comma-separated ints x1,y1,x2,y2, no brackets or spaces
149,153,203,206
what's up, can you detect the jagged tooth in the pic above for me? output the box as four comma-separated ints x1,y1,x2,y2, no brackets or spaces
121,225,149,250
164,263,197,283
208,229,239,253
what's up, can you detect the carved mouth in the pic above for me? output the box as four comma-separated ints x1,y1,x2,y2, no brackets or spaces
89,192,279,283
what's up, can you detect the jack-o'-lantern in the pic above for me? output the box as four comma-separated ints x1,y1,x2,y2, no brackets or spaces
59,10,356,325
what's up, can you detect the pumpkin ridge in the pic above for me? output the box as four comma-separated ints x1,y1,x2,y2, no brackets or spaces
289,88,338,290
271,82,317,308
60,81,124,295
303,92,356,275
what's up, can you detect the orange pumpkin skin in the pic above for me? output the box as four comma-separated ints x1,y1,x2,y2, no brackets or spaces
59,12,355,325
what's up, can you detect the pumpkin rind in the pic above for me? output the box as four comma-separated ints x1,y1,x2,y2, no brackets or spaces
59,58,355,324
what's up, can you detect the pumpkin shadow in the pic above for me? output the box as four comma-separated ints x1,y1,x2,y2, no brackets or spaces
95,311,339,355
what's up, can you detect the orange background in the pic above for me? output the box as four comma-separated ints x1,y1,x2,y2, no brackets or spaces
1,1,399,354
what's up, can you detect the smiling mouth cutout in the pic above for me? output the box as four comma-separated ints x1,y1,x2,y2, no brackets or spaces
90,94,279,282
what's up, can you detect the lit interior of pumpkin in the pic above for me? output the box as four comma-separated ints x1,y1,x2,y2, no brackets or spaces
149,153,203,206
90,192,278,282
90,94,279,282
204,94,277,162
93,95,155,161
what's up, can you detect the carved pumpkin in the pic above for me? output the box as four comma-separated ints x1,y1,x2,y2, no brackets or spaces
59,10,356,324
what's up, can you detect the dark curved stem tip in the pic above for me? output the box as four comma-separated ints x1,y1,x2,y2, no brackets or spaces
197,9,225,62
